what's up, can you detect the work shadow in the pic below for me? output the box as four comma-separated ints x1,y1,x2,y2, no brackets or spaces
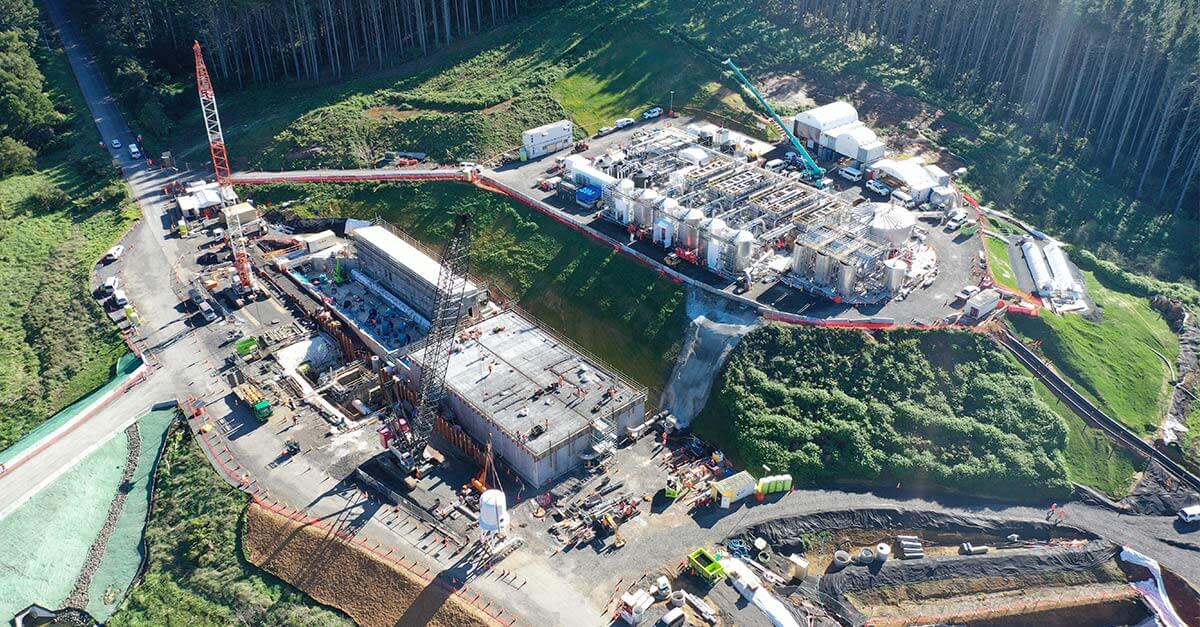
221,396,268,441
691,492,788,529
397,543,493,626
1173,519,1200,535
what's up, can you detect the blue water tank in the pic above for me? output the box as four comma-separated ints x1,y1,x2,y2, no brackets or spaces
575,185,601,208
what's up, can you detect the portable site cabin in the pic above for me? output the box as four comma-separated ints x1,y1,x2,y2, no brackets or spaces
966,288,1001,319
522,120,574,160
711,471,757,508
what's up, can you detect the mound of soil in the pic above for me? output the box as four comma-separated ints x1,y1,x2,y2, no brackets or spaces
243,503,493,627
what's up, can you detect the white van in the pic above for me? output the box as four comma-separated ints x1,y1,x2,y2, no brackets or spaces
198,301,218,323
111,289,129,307
1178,505,1200,523
764,158,786,171
128,143,142,160
839,166,863,182
891,189,915,208
102,276,120,294
615,117,635,129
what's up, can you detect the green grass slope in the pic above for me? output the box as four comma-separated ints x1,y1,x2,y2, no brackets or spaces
696,325,1073,501
109,423,348,626
0,34,139,450
170,0,762,169
248,182,687,399
1010,272,1178,438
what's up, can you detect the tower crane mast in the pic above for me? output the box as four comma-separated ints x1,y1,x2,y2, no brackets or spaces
194,41,255,294
389,213,473,472
193,41,231,185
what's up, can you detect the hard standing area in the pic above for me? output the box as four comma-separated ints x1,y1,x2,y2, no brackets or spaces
410,309,646,487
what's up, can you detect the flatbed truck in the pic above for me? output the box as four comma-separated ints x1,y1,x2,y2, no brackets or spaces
234,383,272,421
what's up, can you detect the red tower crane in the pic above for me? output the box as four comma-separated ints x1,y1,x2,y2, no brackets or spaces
193,41,230,184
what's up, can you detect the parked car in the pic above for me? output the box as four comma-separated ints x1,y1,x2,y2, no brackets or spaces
103,244,125,263
101,276,120,294
596,126,615,137
890,189,916,208
764,158,786,171
109,138,122,150
128,143,142,160
197,300,218,323
111,289,129,308
954,285,981,301
866,178,892,196
1178,505,1200,524
642,107,663,119
614,117,635,129
945,209,968,230
188,287,206,308
839,166,863,182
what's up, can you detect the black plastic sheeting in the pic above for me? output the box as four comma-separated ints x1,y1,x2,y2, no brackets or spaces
730,508,1097,557
1120,461,1200,516
262,210,350,236
727,509,1110,625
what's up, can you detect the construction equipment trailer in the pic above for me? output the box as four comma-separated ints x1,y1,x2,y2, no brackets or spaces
723,58,827,187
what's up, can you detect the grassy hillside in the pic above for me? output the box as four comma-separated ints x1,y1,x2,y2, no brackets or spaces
696,325,1073,500
109,424,348,626
1010,272,1179,438
0,30,139,450
247,182,687,399
1028,369,1141,498
166,1,761,169
984,236,1019,292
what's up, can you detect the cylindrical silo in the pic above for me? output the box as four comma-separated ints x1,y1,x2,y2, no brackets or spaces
680,208,704,249
813,253,830,283
838,260,856,296
883,258,907,294
733,230,756,272
613,179,635,224
635,188,659,226
707,222,732,272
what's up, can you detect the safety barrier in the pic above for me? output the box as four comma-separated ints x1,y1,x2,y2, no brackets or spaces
229,169,469,186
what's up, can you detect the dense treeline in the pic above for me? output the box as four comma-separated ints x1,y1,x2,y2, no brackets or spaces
698,326,1072,500
83,0,527,84
0,0,65,173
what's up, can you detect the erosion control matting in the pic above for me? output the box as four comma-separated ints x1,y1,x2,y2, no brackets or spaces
84,409,176,621
0,430,128,620
242,502,493,627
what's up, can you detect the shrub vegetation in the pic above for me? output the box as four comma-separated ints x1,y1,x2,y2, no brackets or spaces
697,325,1073,500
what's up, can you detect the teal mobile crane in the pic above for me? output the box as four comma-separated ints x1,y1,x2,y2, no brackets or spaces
723,58,827,188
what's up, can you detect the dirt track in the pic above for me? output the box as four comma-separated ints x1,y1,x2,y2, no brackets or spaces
243,503,493,627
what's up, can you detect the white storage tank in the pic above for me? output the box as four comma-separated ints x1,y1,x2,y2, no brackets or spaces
679,208,705,249
707,222,733,272
1021,241,1054,295
635,188,660,226
479,489,510,533
612,179,635,224
837,260,856,296
814,252,831,283
733,230,757,272
883,258,907,294
870,204,916,248
654,217,674,248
